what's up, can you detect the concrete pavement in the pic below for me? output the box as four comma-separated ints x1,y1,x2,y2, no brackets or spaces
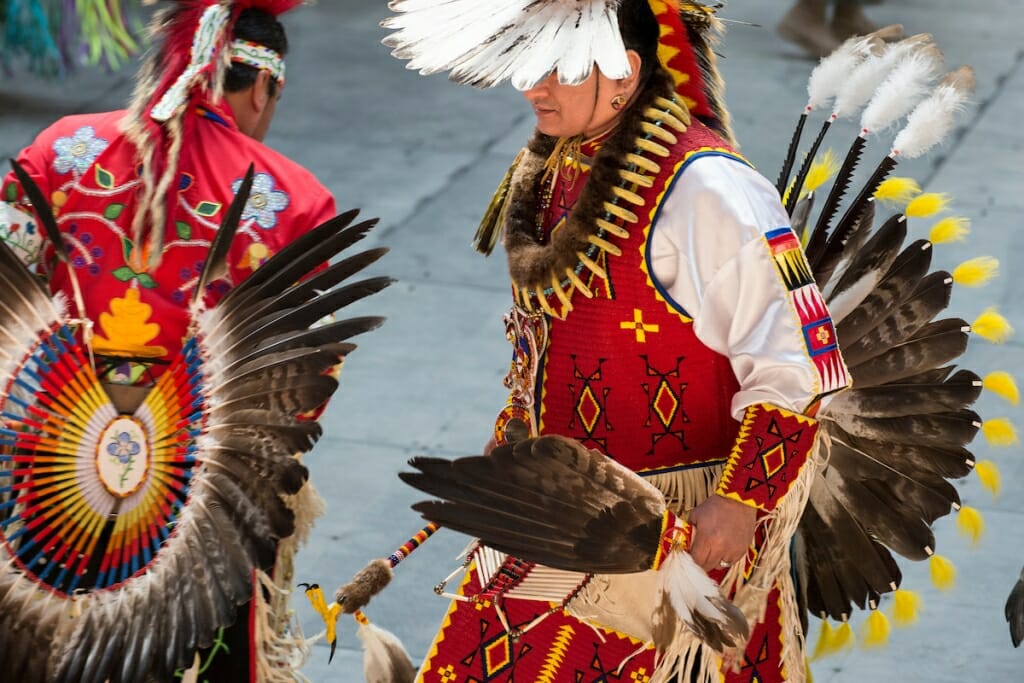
2,1,1022,680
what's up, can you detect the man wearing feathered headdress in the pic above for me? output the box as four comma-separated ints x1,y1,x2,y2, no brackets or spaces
382,1,851,681
0,1,336,679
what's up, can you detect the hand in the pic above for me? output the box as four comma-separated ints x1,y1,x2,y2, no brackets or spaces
687,494,757,573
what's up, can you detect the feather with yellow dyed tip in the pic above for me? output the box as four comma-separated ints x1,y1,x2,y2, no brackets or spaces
861,608,891,648
873,176,920,207
982,417,1019,447
975,460,1002,497
892,589,921,626
983,371,1019,405
805,149,840,193
905,192,951,218
810,619,835,660
929,216,971,244
972,308,1014,344
832,620,856,652
953,256,999,288
929,553,956,591
811,618,856,660
956,505,985,545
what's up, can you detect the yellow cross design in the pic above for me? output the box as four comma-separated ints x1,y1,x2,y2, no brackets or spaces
631,667,651,683
815,325,832,346
621,308,659,343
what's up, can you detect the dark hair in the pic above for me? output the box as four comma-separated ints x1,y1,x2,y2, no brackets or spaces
224,8,289,97
617,0,662,84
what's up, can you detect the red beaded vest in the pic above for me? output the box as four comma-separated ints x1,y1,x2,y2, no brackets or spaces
494,92,753,476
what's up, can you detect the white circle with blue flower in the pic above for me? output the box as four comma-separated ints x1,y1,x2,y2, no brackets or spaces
96,417,150,498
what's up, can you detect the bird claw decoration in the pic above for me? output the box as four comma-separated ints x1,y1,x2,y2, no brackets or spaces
300,583,342,663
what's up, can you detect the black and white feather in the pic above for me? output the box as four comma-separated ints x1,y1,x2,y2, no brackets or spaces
402,434,749,650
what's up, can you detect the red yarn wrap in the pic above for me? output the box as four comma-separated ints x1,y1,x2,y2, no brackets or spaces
647,0,717,120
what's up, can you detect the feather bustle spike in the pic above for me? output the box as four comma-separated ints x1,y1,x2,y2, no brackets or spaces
193,164,254,304
785,119,833,216
776,112,808,196
808,135,867,273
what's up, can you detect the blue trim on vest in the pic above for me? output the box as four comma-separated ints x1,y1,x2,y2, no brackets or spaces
645,151,754,320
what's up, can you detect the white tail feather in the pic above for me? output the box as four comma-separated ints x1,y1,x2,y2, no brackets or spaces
892,66,975,159
861,46,944,133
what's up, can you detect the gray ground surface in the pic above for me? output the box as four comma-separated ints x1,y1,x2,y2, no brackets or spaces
2,1,1022,680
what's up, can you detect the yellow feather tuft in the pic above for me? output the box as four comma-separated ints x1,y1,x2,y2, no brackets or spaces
972,308,1014,344
832,621,855,652
892,589,921,627
953,256,999,288
982,417,1019,447
929,554,956,592
810,619,834,661
811,619,856,660
983,371,1020,405
874,176,921,207
804,149,840,193
905,192,951,218
928,216,971,244
975,459,1003,497
956,505,985,545
861,609,891,648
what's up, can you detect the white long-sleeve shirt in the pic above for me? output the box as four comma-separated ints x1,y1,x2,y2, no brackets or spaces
647,155,845,419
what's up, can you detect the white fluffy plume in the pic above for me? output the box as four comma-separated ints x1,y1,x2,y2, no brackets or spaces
833,33,931,119
893,66,975,158
861,45,944,132
382,0,630,90
806,33,876,111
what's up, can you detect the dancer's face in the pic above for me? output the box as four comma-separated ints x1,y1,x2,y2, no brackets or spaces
521,50,643,139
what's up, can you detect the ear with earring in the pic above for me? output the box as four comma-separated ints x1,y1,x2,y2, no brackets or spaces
611,93,627,110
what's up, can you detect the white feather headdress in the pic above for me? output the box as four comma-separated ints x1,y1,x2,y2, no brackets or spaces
383,0,632,90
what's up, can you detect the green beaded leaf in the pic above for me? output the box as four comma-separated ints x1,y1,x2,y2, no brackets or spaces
95,165,115,190
112,266,136,282
104,203,125,220
195,201,221,218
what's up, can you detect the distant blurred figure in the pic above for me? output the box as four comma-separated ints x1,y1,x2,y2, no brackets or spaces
778,0,880,57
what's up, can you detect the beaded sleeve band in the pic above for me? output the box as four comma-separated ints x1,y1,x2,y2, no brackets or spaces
230,39,287,86
716,403,820,512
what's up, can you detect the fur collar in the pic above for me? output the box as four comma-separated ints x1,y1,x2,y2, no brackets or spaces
502,71,679,304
